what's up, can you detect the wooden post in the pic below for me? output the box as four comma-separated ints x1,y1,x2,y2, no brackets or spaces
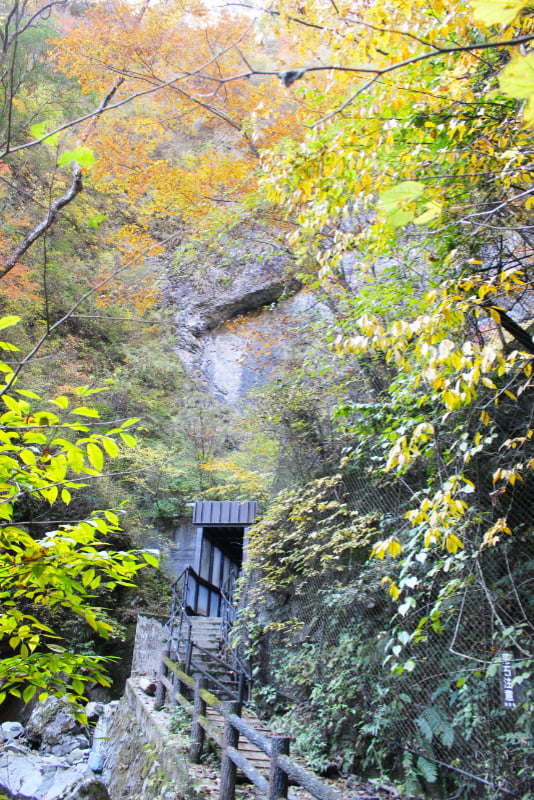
190,677,207,763
269,736,290,800
153,647,170,711
219,701,241,800
177,662,187,704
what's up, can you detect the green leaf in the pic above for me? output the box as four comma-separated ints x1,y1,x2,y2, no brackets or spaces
142,551,159,567
417,756,437,784
42,485,58,505
1,394,22,413
414,200,442,225
82,569,95,588
57,147,95,168
378,181,425,212
52,396,69,409
29,122,59,146
0,316,20,331
19,449,37,467
71,678,85,695
23,684,37,704
499,53,534,99
72,407,100,418
120,432,136,448
88,214,106,228
416,714,433,742
104,510,119,525
102,437,119,458
87,442,104,472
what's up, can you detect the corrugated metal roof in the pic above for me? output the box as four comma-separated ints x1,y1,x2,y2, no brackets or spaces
193,500,258,527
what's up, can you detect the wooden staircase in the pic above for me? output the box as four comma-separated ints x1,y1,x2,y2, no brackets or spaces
173,614,272,776
174,615,242,700
205,705,273,777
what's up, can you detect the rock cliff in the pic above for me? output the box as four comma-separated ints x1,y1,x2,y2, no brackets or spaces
166,228,324,403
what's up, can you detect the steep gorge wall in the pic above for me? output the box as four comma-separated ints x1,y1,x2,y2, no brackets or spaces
166,236,324,403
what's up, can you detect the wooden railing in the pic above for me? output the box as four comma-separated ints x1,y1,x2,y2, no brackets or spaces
155,658,342,800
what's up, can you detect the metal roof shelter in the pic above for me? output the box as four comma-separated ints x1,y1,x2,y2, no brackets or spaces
178,500,258,617
193,500,258,527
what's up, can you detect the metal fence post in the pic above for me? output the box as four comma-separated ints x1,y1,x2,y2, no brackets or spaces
219,701,241,800
269,735,290,800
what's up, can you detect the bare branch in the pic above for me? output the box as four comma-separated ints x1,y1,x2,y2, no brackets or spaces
0,165,83,279
0,229,182,395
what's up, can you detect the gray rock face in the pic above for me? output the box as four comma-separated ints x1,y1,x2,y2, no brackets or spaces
0,748,91,799
62,777,111,800
167,237,308,403
25,696,90,756
172,276,322,404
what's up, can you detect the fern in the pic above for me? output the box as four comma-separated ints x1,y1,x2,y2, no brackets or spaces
417,755,438,784
402,751,422,797
415,713,434,742
415,705,455,748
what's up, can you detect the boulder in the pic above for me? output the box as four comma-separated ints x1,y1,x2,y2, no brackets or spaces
84,703,103,724
0,746,109,800
1,722,24,741
0,747,85,799
62,777,111,800
25,696,90,756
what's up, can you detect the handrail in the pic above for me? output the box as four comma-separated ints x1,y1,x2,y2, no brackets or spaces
219,570,252,698
167,565,252,704
157,659,342,800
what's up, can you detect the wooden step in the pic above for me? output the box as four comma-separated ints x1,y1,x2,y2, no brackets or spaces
205,707,273,776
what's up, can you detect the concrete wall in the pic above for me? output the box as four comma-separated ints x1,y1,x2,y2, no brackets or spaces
130,615,168,679
169,522,198,578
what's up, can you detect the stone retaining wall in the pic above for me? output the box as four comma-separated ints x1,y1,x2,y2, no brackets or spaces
103,679,193,800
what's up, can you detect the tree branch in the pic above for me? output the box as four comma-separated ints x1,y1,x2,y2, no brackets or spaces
0,228,182,395
0,165,83,279
483,303,534,356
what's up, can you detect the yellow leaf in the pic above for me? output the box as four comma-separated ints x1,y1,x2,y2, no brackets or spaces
388,538,402,558
523,95,534,127
471,0,528,28
445,533,463,554
499,53,534,100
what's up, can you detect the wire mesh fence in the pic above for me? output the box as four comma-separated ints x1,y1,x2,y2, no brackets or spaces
240,533,533,797
238,364,534,798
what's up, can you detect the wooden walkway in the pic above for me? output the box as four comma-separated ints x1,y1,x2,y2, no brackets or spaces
205,705,272,776
157,659,342,800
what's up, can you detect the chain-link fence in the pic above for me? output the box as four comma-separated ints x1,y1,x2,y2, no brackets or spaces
238,356,534,798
